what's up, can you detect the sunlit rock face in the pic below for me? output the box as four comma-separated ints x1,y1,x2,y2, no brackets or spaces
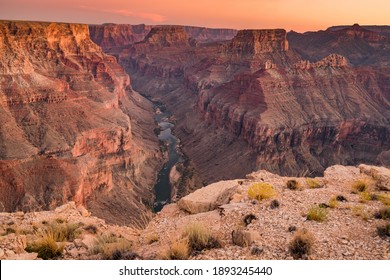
0,21,160,225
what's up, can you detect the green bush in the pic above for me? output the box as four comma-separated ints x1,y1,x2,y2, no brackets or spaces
307,205,328,222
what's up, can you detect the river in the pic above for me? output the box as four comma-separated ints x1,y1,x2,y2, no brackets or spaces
153,105,183,212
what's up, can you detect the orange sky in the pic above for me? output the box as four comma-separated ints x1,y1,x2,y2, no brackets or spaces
0,0,389,32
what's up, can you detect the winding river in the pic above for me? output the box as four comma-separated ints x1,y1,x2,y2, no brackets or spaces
153,106,183,212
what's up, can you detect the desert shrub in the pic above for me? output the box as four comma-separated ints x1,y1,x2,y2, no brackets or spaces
288,226,297,232
373,207,390,220
328,197,339,209
84,224,98,234
377,223,390,238
286,180,299,190
270,199,280,209
359,191,376,203
184,223,221,254
25,235,63,260
351,179,369,193
306,178,322,189
352,205,370,221
164,240,189,260
288,229,314,259
247,182,276,201
250,246,264,256
91,233,133,259
306,205,328,222
377,194,390,206
111,250,139,260
243,214,257,226
336,195,347,202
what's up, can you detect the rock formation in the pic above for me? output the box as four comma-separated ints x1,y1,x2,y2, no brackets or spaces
142,26,191,47
0,21,160,224
227,29,289,55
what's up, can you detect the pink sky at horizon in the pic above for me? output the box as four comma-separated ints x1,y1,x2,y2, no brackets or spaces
0,0,389,32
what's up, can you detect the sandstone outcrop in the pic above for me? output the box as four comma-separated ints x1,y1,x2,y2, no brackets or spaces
177,180,238,214
142,26,191,47
294,54,349,69
0,21,160,224
227,29,289,55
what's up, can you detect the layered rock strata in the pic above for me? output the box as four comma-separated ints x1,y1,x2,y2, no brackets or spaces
0,21,160,224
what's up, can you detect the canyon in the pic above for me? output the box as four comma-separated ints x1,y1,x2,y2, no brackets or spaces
0,20,389,230
89,23,390,187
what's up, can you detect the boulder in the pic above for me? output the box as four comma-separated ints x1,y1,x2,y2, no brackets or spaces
178,180,238,214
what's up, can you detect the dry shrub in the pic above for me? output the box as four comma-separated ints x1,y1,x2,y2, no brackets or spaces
247,182,276,201
91,233,133,259
328,197,339,209
377,223,390,238
184,223,221,254
351,179,370,193
352,205,370,221
307,205,328,222
286,180,299,190
288,229,314,259
164,239,189,260
306,178,322,189
373,207,390,220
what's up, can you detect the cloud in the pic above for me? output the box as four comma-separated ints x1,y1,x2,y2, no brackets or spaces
80,6,166,23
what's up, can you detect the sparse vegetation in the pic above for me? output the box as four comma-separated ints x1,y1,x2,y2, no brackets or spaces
184,223,221,254
306,178,322,189
247,182,277,201
373,207,390,220
288,226,297,232
5,227,16,235
352,205,370,221
359,191,377,203
288,229,314,259
377,194,390,206
351,179,370,193
306,205,328,222
270,199,280,209
377,223,390,238
328,197,339,209
91,233,133,259
286,180,299,190
84,224,98,234
164,240,189,260
243,214,257,226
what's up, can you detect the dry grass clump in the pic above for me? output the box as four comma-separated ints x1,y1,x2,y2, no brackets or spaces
373,207,390,220
25,220,79,260
377,194,390,206
84,224,98,234
163,239,189,260
377,223,390,238
286,180,299,190
91,233,133,259
184,223,221,254
328,197,339,209
247,182,276,201
288,229,315,259
306,178,322,189
306,205,328,222
351,179,370,193
352,205,370,221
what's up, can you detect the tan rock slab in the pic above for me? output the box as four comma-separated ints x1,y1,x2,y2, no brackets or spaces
178,180,238,214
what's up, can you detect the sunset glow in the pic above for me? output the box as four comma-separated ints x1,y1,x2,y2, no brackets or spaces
1,0,389,32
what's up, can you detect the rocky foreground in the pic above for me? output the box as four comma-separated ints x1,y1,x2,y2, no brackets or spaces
1,164,389,260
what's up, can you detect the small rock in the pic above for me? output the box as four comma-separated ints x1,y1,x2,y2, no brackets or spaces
250,246,264,256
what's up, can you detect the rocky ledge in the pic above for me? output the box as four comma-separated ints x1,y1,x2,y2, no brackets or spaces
1,164,389,260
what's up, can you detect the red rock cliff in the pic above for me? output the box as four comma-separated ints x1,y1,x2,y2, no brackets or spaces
0,21,160,224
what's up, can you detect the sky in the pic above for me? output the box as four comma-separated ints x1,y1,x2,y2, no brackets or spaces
0,0,389,32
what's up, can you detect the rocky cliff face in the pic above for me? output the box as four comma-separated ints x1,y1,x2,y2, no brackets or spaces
0,21,160,224
142,26,191,47
227,29,289,55
287,24,390,66
99,24,389,184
